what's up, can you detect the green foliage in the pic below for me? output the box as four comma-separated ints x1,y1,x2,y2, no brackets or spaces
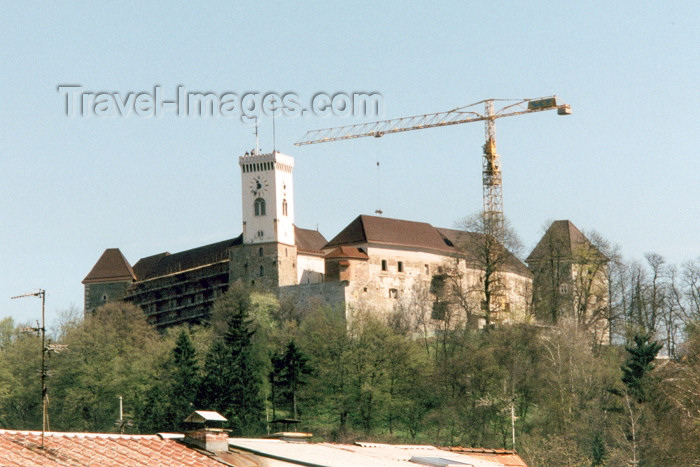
590,431,606,466
298,305,352,439
0,331,42,429
135,329,201,433
621,333,662,403
50,302,165,432
270,340,312,419
2,282,700,465
199,285,264,435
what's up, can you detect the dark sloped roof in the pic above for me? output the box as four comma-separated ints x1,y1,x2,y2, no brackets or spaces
131,252,170,280
294,226,327,255
438,228,531,276
324,215,453,253
132,235,242,281
82,248,135,284
0,430,228,467
526,220,606,264
324,215,530,276
325,246,369,260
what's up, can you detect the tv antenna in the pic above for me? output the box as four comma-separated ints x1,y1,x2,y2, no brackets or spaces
11,289,66,448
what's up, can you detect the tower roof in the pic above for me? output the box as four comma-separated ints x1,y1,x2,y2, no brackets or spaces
82,248,135,284
526,220,606,264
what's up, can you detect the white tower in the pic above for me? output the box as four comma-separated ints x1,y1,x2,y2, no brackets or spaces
239,150,295,246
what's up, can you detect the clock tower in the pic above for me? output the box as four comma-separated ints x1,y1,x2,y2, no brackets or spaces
239,150,295,244
235,150,297,287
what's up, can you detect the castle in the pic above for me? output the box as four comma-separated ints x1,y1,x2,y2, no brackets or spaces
83,150,606,332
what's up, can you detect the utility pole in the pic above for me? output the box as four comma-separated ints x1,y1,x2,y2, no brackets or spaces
511,402,516,450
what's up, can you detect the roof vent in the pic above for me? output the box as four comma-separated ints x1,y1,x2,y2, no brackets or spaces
182,411,229,452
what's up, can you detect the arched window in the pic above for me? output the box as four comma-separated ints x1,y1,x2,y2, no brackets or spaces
254,198,266,216
282,199,288,216
258,247,263,257
259,265,265,277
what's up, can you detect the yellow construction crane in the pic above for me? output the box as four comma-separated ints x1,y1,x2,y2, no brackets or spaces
295,96,571,237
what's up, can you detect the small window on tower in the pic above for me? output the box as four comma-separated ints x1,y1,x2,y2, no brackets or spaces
398,261,404,273
258,247,263,257
381,259,387,271
282,199,288,216
259,265,264,277
254,198,266,216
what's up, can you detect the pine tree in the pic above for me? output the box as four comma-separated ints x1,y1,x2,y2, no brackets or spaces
621,333,662,403
277,340,312,419
590,431,606,466
168,330,199,429
199,287,264,435
269,351,285,420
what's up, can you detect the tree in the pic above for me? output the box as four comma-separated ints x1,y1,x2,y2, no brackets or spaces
449,212,526,328
621,333,662,404
198,286,264,435
528,221,611,339
271,340,312,420
298,305,352,439
50,302,165,432
169,330,200,421
0,322,42,429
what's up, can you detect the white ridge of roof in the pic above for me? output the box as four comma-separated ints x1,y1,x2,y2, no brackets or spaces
185,410,228,422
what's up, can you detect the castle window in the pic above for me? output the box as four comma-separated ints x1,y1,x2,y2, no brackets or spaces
254,198,266,216
424,264,430,275
389,288,398,299
282,199,288,216
258,247,264,257
381,259,387,271
259,265,265,277
398,261,404,273
432,301,447,320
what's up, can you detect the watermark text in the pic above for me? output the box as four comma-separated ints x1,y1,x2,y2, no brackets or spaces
57,85,383,121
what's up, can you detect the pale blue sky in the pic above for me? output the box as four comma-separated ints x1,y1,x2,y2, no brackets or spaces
2,2,699,325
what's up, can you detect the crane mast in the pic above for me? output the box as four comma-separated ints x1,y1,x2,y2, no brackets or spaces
482,100,503,236
295,96,571,238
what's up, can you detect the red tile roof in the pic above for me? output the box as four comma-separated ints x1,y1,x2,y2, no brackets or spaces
325,246,369,260
82,248,135,284
0,430,229,467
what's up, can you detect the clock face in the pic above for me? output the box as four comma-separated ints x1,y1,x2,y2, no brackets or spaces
250,176,269,196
